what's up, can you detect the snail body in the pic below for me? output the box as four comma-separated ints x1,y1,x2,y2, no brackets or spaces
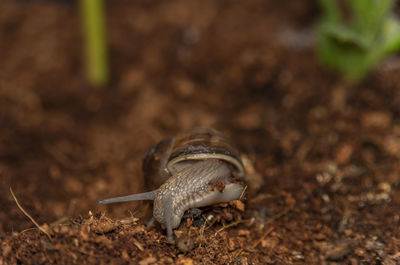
99,128,246,241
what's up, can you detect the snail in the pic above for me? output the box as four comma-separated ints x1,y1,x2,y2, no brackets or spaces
98,127,246,242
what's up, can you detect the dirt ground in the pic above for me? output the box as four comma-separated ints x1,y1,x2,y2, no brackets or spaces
1,0,400,264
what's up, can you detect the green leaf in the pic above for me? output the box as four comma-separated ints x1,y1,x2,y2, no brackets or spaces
318,0,342,22
316,0,400,81
383,15,400,54
319,22,369,49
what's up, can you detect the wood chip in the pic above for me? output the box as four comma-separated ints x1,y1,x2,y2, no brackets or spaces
133,238,144,251
229,200,245,212
139,256,157,265
176,257,194,265
325,241,352,261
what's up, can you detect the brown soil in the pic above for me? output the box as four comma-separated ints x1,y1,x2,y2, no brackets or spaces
1,0,400,264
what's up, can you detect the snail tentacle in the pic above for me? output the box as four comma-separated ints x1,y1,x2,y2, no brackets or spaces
98,190,156,204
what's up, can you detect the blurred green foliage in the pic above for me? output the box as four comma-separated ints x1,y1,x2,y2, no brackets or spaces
80,0,109,87
316,0,400,81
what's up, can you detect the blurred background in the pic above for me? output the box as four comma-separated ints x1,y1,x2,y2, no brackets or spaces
1,0,319,230
1,0,400,262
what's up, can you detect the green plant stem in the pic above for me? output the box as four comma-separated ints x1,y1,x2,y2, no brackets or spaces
80,0,109,87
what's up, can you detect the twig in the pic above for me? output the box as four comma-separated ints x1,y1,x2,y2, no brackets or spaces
214,219,248,236
50,216,69,226
247,193,274,204
10,187,51,239
239,185,247,201
252,226,274,248
20,228,37,234
198,217,208,249
232,226,274,260
132,238,144,251
233,204,289,260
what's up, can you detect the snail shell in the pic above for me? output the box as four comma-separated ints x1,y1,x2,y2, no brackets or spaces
142,127,245,188
99,128,246,242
